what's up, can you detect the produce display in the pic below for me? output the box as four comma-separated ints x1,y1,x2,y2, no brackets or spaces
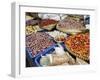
67,15,84,22
46,30,67,42
25,12,90,67
26,32,55,57
26,26,36,35
39,19,58,30
57,17,85,33
65,33,89,60
26,25,43,35
26,19,40,26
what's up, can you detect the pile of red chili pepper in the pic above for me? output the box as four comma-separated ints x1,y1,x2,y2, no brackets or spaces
65,33,89,59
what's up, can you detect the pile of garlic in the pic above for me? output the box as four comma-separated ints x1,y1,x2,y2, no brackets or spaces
47,30,67,40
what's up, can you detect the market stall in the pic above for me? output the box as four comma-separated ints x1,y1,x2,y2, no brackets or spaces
25,12,90,67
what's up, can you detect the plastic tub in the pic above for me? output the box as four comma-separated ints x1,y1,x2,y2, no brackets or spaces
34,42,66,66
26,44,57,67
